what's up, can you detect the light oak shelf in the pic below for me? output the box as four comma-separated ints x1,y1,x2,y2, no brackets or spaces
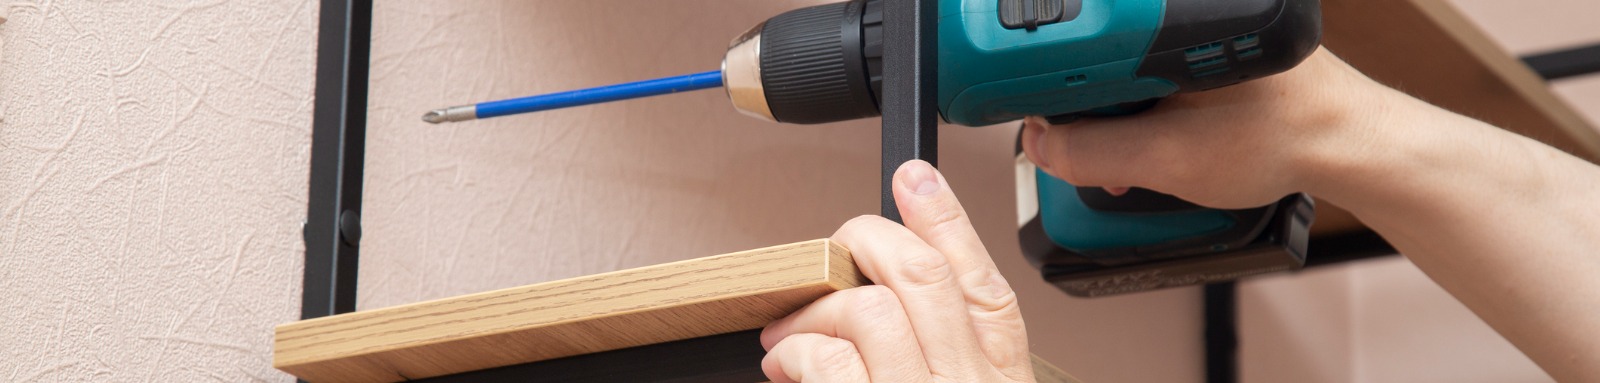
275,239,1079,382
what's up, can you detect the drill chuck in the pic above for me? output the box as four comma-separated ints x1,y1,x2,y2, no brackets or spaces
723,0,883,124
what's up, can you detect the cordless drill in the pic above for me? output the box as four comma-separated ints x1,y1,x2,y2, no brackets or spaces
427,0,1323,297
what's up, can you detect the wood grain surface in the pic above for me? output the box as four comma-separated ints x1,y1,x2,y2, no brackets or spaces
276,238,1082,382
275,239,867,382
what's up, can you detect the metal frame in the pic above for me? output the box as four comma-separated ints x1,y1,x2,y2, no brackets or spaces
879,0,941,222
301,0,371,321
1523,43,1600,81
413,330,768,383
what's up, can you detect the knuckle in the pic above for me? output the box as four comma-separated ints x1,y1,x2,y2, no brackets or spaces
919,203,971,238
836,215,891,237
845,286,903,322
977,292,1025,324
897,247,954,286
962,269,1022,314
809,338,863,371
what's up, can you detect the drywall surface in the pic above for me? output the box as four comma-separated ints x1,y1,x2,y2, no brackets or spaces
0,1,315,381
361,2,1202,382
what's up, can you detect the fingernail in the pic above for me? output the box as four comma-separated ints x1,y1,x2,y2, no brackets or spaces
1025,118,1051,169
900,160,941,195
1104,187,1130,196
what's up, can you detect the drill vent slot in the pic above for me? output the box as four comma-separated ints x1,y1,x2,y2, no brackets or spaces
1237,47,1263,60
1193,66,1231,78
1187,56,1227,71
1232,34,1260,50
1184,42,1225,62
1064,74,1088,86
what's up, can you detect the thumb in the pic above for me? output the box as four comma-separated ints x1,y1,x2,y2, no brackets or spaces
1021,116,1171,190
890,160,1035,380
890,160,985,265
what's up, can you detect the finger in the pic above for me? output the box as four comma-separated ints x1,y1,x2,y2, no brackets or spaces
761,333,870,383
891,160,1033,380
831,215,991,380
761,286,931,382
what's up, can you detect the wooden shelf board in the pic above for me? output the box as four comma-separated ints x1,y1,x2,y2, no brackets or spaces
275,239,865,382
275,239,1080,382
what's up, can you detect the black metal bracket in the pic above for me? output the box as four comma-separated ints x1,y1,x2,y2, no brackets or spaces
413,330,767,383
302,0,371,321
879,0,940,222
1523,43,1600,81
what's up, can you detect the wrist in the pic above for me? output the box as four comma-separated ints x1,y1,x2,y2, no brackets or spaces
1294,84,1521,221
1291,76,1408,204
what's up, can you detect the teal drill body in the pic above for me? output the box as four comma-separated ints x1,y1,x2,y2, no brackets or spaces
919,0,1318,260
936,0,1173,126
739,0,1320,295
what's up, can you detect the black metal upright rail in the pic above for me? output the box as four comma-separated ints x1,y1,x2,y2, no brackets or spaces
301,0,371,321
879,0,940,222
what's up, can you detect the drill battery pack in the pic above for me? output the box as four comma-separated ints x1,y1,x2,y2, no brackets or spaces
1014,136,1315,297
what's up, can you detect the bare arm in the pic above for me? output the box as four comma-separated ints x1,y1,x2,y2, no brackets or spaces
1022,48,1600,381
1315,88,1600,380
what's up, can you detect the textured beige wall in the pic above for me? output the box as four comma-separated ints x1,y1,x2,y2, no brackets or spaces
2,0,1594,382
0,1,315,381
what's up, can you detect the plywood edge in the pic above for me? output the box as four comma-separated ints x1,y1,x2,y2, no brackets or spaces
274,238,867,382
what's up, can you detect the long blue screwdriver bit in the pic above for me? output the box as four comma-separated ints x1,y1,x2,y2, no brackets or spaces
423,70,723,124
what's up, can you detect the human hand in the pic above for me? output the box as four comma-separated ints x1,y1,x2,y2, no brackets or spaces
759,160,1033,383
1021,47,1396,209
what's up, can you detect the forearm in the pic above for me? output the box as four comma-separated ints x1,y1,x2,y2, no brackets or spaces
1308,88,1600,381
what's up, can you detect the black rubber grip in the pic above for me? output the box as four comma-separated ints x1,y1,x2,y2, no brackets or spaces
761,0,879,124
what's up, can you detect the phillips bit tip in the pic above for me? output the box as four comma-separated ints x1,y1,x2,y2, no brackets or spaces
421,105,477,124
421,110,447,124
